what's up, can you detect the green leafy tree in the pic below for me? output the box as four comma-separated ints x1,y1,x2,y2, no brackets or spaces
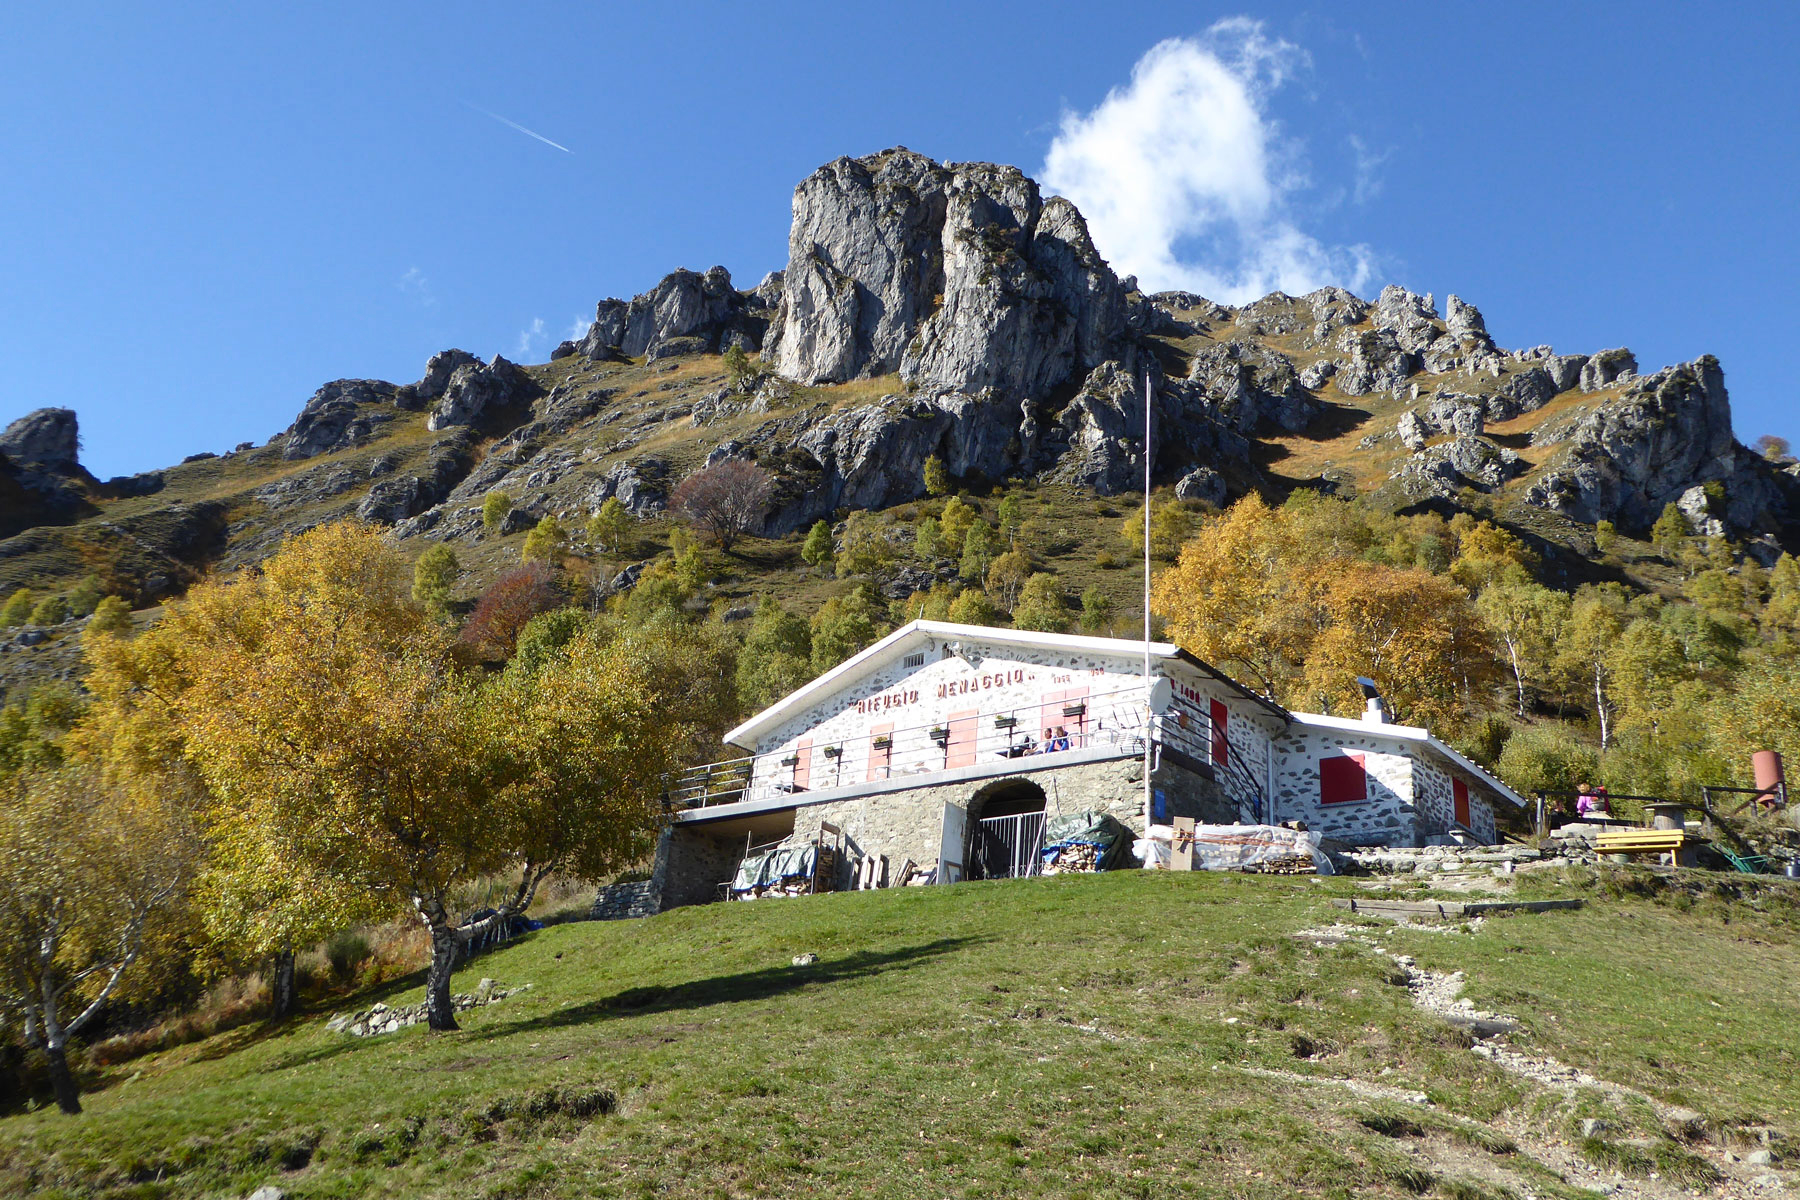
959,520,997,583
894,581,961,623
1593,520,1619,557
1766,554,1800,633
1651,502,1690,565
0,766,199,1112
736,597,813,713
482,489,513,534
521,515,569,564
722,343,753,384
1079,585,1112,633
947,587,1003,626
996,494,1024,547
1476,575,1572,717
508,607,595,681
1559,585,1629,747
810,585,885,674
834,511,894,578
914,516,942,560
29,595,70,627
985,549,1032,612
801,520,834,568
82,595,133,643
65,575,104,618
0,588,35,628
587,498,634,558
1495,722,1601,799
1123,500,1195,562
938,496,975,555
411,544,461,617
922,454,951,498
1012,574,1071,633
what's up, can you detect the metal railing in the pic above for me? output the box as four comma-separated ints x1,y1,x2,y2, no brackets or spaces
664,683,1272,822
668,684,1161,811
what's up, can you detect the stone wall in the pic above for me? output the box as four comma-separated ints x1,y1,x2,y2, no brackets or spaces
1413,760,1499,844
1274,729,1421,845
651,825,745,910
591,880,660,921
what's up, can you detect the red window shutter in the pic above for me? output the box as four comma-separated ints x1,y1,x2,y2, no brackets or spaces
945,709,979,769
1453,778,1471,828
793,738,812,791
867,723,893,781
1319,753,1367,805
1209,699,1229,766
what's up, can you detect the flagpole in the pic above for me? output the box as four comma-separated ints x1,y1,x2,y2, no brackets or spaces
1143,369,1155,849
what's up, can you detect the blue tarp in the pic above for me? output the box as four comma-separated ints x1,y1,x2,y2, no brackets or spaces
731,844,819,894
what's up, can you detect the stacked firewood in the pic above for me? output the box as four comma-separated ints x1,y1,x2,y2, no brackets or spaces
1042,844,1102,874
737,878,817,899
1238,855,1317,875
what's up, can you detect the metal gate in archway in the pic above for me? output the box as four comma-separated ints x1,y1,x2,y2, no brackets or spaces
970,811,1046,880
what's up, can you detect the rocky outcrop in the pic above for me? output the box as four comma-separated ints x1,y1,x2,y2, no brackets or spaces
1334,328,1414,395
1523,355,1776,529
561,266,775,362
763,148,1130,399
401,349,481,409
426,356,531,432
282,380,402,460
585,458,670,517
0,409,80,470
1391,437,1524,500
1185,341,1317,434
1580,348,1637,392
356,432,476,525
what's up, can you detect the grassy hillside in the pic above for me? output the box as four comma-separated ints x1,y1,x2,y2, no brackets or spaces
3,867,1796,1199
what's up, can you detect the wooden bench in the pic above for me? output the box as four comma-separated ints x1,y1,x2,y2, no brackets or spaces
1594,829,1701,867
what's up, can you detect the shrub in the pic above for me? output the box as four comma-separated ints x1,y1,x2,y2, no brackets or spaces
521,516,569,564
65,575,104,618
0,588,35,628
670,460,774,549
411,544,461,616
923,454,951,498
801,520,833,568
587,497,634,558
28,595,69,627
83,595,133,641
482,490,513,534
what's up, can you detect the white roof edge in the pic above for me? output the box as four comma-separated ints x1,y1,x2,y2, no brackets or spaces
1287,711,1527,808
722,620,1186,750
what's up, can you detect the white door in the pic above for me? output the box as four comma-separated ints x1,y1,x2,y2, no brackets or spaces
938,802,968,884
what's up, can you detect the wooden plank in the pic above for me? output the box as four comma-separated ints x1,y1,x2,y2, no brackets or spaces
1172,816,1195,872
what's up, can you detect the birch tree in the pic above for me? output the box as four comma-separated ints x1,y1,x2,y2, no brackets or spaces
0,767,198,1113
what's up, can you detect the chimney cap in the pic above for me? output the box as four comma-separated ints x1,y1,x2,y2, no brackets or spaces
1356,676,1381,700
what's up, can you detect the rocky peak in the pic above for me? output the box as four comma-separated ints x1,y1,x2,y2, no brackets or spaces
560,266,774,364
763,148,1130,399
0,408,80,470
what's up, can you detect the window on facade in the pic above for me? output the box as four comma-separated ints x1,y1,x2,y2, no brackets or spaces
1452,778,1471,828
1319,753,1368,805
1209,699,1229,766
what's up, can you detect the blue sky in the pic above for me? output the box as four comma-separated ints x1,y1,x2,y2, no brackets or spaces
3,3,1796,479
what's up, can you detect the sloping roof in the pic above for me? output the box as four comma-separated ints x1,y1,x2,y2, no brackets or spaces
723,620,1286,750
1285,712,1528,808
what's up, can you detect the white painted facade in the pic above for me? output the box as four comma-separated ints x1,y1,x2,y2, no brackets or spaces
690,621,1523,847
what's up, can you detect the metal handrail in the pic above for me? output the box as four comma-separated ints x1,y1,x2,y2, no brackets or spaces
669,683,1166,810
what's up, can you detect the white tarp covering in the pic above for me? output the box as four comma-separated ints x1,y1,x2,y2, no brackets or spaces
1135,823,1333,874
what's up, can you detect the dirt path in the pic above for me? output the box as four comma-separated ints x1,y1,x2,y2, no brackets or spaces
1294,922,1787,1199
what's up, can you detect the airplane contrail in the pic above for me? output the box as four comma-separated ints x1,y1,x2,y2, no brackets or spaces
462,102,572,153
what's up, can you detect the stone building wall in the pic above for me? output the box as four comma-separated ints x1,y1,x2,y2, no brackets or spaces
1272,729,1422,846
656,754,1234,906
650,825,746,910
1413,759,1499,843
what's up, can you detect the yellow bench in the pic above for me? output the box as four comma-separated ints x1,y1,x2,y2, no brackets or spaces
1595,828,1700,866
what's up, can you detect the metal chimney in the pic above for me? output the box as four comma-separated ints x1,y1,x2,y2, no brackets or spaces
1356,677,1389,725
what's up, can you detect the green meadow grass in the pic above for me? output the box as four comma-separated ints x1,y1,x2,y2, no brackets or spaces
0,869,1793,1198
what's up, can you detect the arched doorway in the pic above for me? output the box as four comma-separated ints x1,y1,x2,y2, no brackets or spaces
966,779,1048,881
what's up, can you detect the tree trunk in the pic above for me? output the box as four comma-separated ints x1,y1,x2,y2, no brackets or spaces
425,922,461,1031
270,948,296,1021
44,1044,80,1115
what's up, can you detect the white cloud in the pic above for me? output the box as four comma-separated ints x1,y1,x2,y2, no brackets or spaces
567,313,592,341
1040,18,1374,305
514,317,547,361
398,267,436,308
1348,134,1389,205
